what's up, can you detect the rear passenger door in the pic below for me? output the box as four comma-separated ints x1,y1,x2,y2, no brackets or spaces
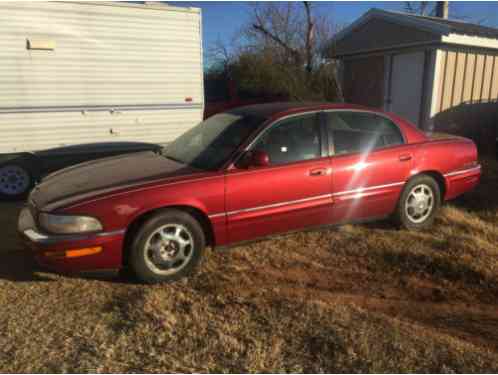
326,111,414,222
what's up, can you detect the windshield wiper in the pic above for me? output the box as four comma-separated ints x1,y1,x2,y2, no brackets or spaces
162,154,185,164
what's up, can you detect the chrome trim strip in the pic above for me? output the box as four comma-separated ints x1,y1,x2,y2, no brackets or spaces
443,165,481,177
23,229,51,242
332,181,405,197
209,182,406,219
23,228,125,244
0,103,203,114
208,212,226,219
97,229,126,237
226,193,333,217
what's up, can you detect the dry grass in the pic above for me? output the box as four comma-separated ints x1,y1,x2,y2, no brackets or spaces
0,159,497,373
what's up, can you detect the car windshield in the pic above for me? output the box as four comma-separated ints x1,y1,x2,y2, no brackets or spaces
162,112,264,170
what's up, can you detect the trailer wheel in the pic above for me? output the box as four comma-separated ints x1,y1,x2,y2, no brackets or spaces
0,163,33,200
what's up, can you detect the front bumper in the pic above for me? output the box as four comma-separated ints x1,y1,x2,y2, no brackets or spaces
18,207,125,273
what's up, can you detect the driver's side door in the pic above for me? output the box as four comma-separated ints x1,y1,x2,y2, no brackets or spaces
224,112,333,244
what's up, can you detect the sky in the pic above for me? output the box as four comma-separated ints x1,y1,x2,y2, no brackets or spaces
169,1,498,67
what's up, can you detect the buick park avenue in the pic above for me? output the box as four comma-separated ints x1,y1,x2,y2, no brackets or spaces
18,103,481,283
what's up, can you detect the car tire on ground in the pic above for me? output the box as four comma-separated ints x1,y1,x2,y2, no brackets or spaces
0,163,34,200
393,174,441,231
128,209,206,283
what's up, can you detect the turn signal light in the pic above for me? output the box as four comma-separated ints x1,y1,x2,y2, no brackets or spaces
44,246,103,259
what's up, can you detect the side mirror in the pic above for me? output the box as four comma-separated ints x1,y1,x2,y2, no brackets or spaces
250,150,270,167
238,150,270,168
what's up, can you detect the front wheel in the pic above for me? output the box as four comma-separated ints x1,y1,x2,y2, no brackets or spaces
128,209,206,283
394,175,441,230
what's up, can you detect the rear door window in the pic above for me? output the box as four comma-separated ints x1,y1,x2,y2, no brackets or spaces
325,112,404,155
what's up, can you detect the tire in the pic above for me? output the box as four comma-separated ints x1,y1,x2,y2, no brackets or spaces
128,209,206,283
0,163,34,200
393,175,441,231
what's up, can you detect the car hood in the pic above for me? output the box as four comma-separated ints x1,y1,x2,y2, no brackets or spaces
30,151,205,211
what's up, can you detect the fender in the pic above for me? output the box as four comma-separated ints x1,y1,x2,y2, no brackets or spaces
61,172,227,243
409,137,478,200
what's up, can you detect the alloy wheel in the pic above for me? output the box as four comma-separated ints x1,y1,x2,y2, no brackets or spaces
143,224,194,275
405,183,434,224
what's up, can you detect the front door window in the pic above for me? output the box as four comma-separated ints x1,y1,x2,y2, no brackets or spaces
252,114,321,165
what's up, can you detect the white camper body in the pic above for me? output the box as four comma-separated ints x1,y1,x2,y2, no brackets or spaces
0,1,204,154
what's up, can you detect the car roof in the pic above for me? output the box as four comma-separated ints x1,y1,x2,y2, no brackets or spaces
227,102,380,120
225,101,428,145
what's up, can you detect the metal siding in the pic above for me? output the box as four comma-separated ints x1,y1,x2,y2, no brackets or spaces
451,52,465,106
491,56,498,100
0,109,203,152
441,51,456,111
481,54,493,101
429,49,443,118
462,53,475,103
433,50,446,114
0,2,203,153
435,48,498,113
472,54,485,102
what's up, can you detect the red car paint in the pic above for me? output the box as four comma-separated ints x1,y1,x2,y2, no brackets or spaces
19,103,481,273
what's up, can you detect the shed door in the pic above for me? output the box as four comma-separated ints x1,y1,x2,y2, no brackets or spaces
390,52,425,126
343,56,384,108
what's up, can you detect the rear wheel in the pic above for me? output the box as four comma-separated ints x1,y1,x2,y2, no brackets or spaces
0,163,33,200
128,209,205,283
394,175,441,230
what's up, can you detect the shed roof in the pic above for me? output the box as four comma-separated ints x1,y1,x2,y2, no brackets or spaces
397,12,498,39
328,9,498,57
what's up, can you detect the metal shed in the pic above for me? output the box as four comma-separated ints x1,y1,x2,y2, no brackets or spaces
327,8,498,149
0,1,203,154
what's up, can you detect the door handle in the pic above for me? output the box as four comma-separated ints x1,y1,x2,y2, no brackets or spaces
399,154,412,162
309,168,327,176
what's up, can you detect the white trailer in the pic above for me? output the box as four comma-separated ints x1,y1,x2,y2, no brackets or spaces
0,1,204,151
0,1,204,197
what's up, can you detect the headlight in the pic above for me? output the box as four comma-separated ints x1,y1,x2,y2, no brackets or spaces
39,213,103,234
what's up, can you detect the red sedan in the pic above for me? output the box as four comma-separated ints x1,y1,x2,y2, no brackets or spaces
18,103,481,283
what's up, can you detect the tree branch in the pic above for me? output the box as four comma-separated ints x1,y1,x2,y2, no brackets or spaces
251,23,301,63
303,1,314,73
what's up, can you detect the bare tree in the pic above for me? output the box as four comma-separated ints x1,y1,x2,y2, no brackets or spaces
404,1,435,16
245,2,334,74
207,38,235,77
303,2,314,73
205,2,342,102
404,1,487,24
